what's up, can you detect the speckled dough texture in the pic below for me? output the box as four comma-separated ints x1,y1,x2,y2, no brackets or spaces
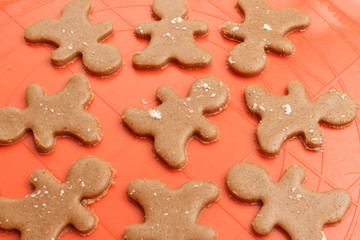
121,77,229,169
222,0,310,76
0,74,102,154
124,179,220,240
244,81,357,157
24,0,122,76
132,0,212,69
0,156,115,240
226,162,351,240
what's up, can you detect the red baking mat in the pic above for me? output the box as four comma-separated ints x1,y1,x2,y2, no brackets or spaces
0,0,359,239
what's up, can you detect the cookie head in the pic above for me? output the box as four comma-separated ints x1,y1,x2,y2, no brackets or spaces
65,156,113,199
226,162,272,202
188,77,229,114
315,90,358,127
152,0,188,19
0,108,26,145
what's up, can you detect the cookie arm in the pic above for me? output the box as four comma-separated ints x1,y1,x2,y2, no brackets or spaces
196,118,218,143
186,20,209,36
59,74,92,106
135,22,155,37
127,180,166,209
70,205,97,233
50,45,79,67
29,169,58,189
181,182,220,208
93,20,114,41
286,81,309,100
276,8,310,35
244,84,271,117
25,84,45,107
266,36,294,56
122,108,158,136
156,86,179,103
221,21,245,40
24,19,60,44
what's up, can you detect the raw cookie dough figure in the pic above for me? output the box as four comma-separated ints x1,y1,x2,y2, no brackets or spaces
122,77,229,169
0,156,114,240
133,0,212,69
227,163,351,240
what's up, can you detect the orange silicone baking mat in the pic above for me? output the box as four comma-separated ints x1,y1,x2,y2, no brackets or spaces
0,0,359,239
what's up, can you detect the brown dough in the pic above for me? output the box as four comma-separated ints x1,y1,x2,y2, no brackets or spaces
0,156,115,240
222,0,310,76
124,179,220,240
0,74,102,154
122,77,229,169
24,0,122,76
133,0,211,69
245,81,357,157
227,162,351,240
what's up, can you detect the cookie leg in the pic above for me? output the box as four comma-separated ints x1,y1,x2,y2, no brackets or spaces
124,224,152,240
228,42,266,77
132,48,169,70
188,225,217,240
64,113,102,146
32,128,56,153
252,206,277,236
256,122,287,157
175,46,212,68
154,134,188,169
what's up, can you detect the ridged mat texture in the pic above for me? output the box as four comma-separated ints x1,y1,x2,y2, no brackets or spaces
0,0,359,239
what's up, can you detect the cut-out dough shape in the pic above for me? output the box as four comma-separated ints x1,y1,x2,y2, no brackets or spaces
122,77,229,169
222,0,310,76
226,162,351,240
0,74,101,154
0,156,114,240
133,0,212,69
245,81,357,157
124,180,220,240
24,0,122,76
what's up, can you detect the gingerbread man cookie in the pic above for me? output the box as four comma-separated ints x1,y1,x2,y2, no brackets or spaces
245,81,357,157
24,0,122,76
222,0,310,76
0,74,101,154
124,180,220,240
122,77,229,169
132,0,212,69
0,156,114,240
226,162,351,240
